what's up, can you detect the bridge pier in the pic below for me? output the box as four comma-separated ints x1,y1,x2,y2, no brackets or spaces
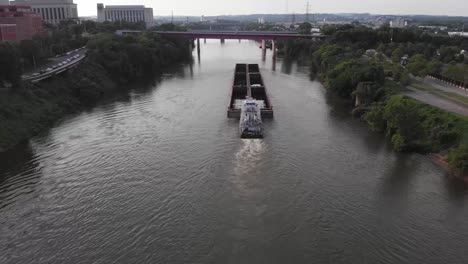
272,40,277,71
261,40,266,61
221,38,225,44
204,38,206,43
197,38,201,57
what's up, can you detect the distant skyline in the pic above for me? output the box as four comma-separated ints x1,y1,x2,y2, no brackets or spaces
75,0,468,17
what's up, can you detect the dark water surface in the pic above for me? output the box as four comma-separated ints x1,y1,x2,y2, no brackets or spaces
1,41,468,264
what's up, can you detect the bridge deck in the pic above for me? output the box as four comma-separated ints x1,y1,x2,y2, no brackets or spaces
154,31,325,40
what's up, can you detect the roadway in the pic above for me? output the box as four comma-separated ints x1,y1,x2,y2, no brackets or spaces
403,78,468,116
22,47,88,83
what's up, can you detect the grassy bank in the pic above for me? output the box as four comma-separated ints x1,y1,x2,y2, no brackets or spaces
0,32,191,152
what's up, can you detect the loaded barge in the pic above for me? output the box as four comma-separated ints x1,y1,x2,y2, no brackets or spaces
227,64,274,119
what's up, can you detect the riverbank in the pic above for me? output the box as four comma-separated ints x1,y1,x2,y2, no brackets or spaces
280,28,468,178
431,153,468,183
0,33,191,152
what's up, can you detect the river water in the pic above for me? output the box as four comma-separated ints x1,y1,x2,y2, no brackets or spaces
1,40,468,264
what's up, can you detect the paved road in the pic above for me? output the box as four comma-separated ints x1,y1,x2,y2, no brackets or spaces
418,76,468,98
22,48,87,81
403,87,468,116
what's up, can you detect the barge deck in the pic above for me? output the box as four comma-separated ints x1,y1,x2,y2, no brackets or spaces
227,63,274,119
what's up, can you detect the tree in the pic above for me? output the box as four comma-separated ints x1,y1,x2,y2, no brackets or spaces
448,143,468,175
383,95,423,151
326,59,385,98
298,22,312,35
407,54,429,76
443,63,468,83
426,60,443,75
19,40,40,68
353,82,385,106
391,47,404,63
0,42,22,87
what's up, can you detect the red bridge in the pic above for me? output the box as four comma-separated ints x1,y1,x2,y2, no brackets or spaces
154,30,325,41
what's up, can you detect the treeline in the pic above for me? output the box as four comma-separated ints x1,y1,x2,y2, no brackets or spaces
0,21,186,88
282,25,468,175
86,32,191,83
0,22,192,151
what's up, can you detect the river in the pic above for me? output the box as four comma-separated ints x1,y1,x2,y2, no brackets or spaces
1,40,468,264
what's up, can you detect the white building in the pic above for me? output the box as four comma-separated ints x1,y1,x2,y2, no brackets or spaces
13,0,78,24
448,32,468,38
97,4,154,28
390,18,408,28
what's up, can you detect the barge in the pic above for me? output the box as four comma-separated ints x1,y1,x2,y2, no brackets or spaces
227,63,274,119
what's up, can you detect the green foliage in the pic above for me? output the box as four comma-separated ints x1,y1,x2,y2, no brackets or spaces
325,59,385,98
443,63,468,83
391,48,404,63
281,24,468,173
282,39,321,60
0,42,22,87
152,23,188,32
448,143,468,175
399,73,412,86
298,22,312,35
407,54,429,76
0,62,112,151
364,102,387,132
0,25,191,151
426,60,443,75
87,32,191,83
364,95,466,153
354,82,386,105
383,95,425,151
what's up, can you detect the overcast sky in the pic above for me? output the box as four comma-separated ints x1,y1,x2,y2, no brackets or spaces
76,0,468,17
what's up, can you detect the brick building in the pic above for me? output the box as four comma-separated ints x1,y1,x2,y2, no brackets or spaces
0,5,43,41
0,24,17,41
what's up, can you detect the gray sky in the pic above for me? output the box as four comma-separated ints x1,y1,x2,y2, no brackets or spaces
77,0,468,17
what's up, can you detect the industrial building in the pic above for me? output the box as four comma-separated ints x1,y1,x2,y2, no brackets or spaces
12,0,78,24
0,5,43,41
97,4,154,28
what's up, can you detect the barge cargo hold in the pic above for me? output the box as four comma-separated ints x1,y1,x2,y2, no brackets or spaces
227,63,274,119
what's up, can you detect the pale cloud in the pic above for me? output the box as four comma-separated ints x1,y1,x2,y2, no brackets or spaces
76,0,468,17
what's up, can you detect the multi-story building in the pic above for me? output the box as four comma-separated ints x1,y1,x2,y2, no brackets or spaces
390,17,409,28
97,4,154,28
13,0,78,24
0,5,43,41
0,24,17,41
